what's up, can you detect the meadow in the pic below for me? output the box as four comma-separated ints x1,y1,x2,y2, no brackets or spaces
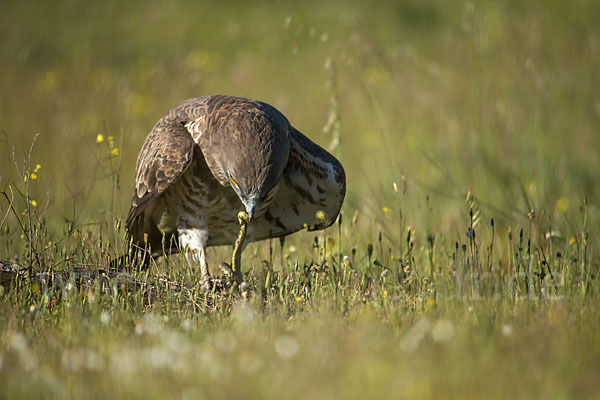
1,0,599,398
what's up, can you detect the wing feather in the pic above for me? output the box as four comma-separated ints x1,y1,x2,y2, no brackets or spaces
247,127,346,242
125,119,194,235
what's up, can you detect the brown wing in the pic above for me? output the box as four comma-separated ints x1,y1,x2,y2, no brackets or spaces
125,119,194,237
246,126,346,242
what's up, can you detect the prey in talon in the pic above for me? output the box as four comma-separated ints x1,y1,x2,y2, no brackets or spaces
231,211,249,283
123,95,346,289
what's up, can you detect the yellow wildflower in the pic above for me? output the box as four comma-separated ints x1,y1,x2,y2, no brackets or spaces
111,148,119,156
34,164,41,172
555,197,569,213
570,237,576,245
31,200,37,207
326,237,335,248
315,210,326,221
30,173,37,180
108,135,114,141
383,206,390,213
39,70,59,92
96,134,105,143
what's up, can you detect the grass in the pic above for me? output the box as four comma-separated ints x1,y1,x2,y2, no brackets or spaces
1,0,599,398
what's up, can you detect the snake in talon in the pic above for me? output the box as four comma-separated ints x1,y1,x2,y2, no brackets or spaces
232,210,249,283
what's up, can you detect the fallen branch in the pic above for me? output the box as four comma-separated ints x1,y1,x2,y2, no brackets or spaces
0,260,230,307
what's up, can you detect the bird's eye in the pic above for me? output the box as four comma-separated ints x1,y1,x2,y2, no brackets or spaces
230,176,239,187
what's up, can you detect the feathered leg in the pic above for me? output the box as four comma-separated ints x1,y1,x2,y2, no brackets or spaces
178,227,212,289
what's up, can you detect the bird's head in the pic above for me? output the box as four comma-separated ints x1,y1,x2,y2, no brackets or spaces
227,174,260,221
225,122,290,221
224,130,290,223
225,141,288,221
202,97,291,222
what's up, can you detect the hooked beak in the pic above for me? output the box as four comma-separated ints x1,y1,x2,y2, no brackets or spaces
244,199,257,222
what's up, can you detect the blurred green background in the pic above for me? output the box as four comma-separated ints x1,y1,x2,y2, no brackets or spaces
1,0,599,247
1,2,600,399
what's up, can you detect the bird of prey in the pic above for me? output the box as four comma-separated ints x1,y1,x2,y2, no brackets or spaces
125,95,345,287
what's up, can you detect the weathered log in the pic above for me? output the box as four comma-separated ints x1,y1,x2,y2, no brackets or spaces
0,260,206,300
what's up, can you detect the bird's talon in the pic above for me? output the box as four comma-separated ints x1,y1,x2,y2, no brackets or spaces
196,276,229,292
219,262,233,277
197,276,214,291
